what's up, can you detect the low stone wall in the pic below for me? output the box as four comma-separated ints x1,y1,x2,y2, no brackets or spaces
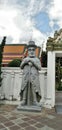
0,67,47,104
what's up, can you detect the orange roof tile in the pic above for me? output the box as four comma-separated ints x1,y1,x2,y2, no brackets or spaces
2,44,41,66
2,44,26,65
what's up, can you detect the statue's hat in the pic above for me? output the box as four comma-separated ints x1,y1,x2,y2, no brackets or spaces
27,40,37,48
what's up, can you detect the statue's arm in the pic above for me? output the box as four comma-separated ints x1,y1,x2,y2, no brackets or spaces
20,58,29,69
30,58,41,70
20,59,26,69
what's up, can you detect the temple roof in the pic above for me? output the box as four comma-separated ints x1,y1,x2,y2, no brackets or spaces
2,44,26,65
2,44,40,66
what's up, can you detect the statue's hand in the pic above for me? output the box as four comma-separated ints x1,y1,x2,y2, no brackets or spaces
28,62,32,66
25,58,30,63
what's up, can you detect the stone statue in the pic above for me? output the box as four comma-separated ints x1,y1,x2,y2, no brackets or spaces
19,41,41,107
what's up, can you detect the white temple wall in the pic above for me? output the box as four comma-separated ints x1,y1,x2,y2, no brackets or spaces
0,67,47,107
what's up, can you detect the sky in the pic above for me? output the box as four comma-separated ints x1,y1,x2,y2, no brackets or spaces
0,0,62,50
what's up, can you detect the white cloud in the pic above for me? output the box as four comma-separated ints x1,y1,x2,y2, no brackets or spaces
26,0,44,17
0,0,45,45
32,28,47,44
0,0,62,49
0,8,21,43
48,0,62,27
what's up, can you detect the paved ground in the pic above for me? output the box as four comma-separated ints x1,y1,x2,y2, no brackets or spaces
0,103,62,130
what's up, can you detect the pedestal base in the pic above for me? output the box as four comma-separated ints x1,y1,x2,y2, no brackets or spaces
44,98,52,109
55,104,62,114
17,105,42,112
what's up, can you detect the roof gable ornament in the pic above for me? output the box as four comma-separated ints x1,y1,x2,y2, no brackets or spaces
47,29,62,51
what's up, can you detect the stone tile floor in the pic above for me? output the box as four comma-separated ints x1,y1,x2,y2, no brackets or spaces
0,103,62,130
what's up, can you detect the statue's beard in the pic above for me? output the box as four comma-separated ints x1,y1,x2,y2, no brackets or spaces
29,54,35,57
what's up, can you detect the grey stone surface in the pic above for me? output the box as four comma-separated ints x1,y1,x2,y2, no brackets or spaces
18,41,42,110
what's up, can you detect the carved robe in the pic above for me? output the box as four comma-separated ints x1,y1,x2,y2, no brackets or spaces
20,57,41,96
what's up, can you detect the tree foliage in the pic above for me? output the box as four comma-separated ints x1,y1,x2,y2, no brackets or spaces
56,57,62,91
8,59,22,67
41,51,47,67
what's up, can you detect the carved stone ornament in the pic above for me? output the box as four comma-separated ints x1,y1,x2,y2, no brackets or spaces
47,29,62,51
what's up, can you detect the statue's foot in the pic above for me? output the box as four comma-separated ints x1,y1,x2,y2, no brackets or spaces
33,101,40,107
20,100,26,106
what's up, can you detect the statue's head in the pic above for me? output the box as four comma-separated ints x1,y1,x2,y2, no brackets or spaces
27,41,37,57
27,41,37,48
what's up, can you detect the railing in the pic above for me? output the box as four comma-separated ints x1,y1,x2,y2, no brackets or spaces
0,67,47,104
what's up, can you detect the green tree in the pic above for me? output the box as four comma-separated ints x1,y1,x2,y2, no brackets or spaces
56,57,62,91
8,59,22,67
0,36,6,86
41,51,47,67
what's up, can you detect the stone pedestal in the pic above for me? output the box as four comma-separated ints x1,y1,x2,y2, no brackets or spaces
17,105,42,112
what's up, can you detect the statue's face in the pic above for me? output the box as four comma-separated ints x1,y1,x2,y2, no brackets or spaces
28,47,35,57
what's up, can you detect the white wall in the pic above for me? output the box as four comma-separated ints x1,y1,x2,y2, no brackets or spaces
0,67,47,107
